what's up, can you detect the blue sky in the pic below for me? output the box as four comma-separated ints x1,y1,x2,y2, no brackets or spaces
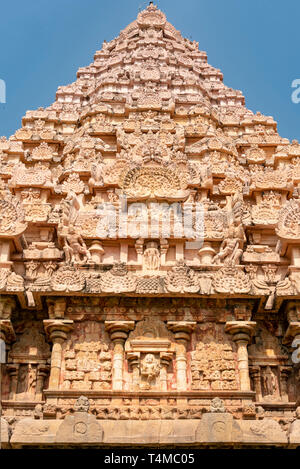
1,0,300,140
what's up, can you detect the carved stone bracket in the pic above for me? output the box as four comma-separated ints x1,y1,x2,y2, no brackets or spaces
46,297,67,319
0,319,16,344
167,321,197,344
0,296,16,320
283,321,300,365
283,322,300,345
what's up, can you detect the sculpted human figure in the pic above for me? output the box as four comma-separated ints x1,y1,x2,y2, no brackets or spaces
263,366,277,396
28,364,37,395
17,365,28,395
143,242,160,270
90,160,105,186
213,224,244,265
64,225,91,264
140,353,160,388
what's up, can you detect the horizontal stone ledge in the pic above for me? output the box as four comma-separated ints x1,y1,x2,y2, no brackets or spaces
257,402,297,410
4,288,281,295
21,291,281,299
9,415,290,447
1,400,44,409
43,390,256,399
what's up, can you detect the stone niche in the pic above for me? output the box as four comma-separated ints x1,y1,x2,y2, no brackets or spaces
125,317,175,391
61,321,112,391
248,322,294,403
5,320,51,401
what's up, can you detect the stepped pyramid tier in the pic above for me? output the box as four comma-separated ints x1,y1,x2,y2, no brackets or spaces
2,3,300,449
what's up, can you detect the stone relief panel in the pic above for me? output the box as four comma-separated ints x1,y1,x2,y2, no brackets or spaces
277,198,300,240
64,296,232,323
61,321,112,391
0,190,27,236
190,323,239,391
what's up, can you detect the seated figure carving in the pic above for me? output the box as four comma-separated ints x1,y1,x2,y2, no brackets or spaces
213,223,244,266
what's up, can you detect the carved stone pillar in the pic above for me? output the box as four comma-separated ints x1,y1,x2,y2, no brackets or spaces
225,321,256,392
105,321,135,391
249,366,262,401
127,352,140,391
1,319,16,403
160,239,169,266
134,239,144,265
167,321,196,391
6,363,19,400
43,320,74,389
280,366,291,403
36,364,50,400
160,352,173,392
0,296,16,373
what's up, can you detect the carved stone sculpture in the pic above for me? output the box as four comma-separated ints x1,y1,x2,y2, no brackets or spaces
63,226,91,264
1,2,300,449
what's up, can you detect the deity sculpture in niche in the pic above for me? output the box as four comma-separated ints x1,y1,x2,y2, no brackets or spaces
125,317,175,391
261,365,280,401
262,366,277,396
143,241,160,271
140,353,160,390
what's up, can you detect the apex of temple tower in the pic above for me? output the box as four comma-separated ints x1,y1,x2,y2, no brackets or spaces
42,0,249,117
137,2,167,28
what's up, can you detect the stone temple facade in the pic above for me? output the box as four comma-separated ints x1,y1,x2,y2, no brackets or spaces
2,3,300,448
